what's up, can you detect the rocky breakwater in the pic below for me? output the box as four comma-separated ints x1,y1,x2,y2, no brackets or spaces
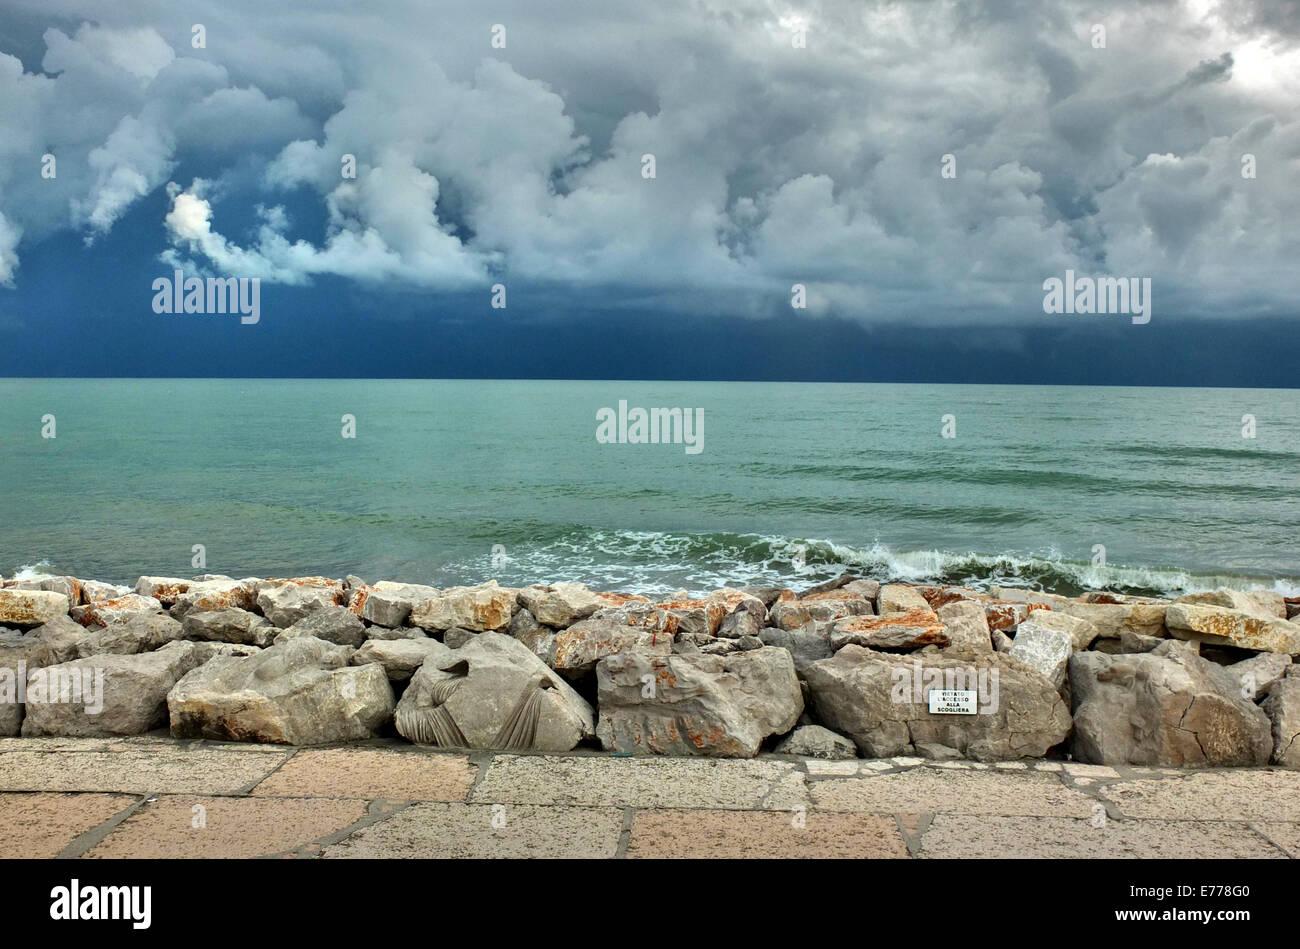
2,571,1299,767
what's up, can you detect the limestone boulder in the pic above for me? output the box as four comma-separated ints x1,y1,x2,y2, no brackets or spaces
182,608,276,647
408,581,518,632
22,641,202,737
56,613,186,659
71,593,163,628
255,578,344,628
1054,601,1167,639
1229,652,1292,701
758,625,833,677
595,646,803,758
805,646,1071,760
1017,609,1100,650
395,632,593,751
877,584,931,614
0,589,70,627
517,582,603,627
167,637,394,745
351,581,440,628
552,618,673,675
1165,603,1300,655
830,610,947,651
1262,678,1300,768
774,724,857,759
132,577,192,605
769,588,873,631
935,601,993,654
1177,589,1287,620
1068,640,1272,767
8,576,83,604
0,629,54,735
277,606,366,647
351,638,454,681
651,596,728,642
169,578,259,619
1007,621,1074,689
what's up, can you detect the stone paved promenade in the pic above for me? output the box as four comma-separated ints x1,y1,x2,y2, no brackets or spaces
1,736,1297,858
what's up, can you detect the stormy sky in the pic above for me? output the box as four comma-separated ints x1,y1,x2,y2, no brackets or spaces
0,0,1296,383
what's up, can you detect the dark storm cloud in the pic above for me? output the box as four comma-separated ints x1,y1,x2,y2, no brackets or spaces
0,0,1296,322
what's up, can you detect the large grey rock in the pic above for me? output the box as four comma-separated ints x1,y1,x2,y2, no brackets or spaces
182,608,276,647
352,638,454,681
7,576,83,603
1262,678,1300,768
71,593,164,628
169,578,259,619
278,606,366,647
0,629,54,735
1165,603,1300,655
877,584,930,614
34,614,105,663
1053,601,1167,639
353,582,440,628
22,641,201,737
408,581,518,632
132,577,192,604
256,579,344,627
830,610,948,651
774,724,857,759
805,646,1071,760
1230,652,1293,701
395,632,593,751
1069,640,1272,767
768,589,873,631
517,583,603,627
54,613,186,660
1007,621,1073,688
168,637,394,745
505,608,557,665
0,589,70,627
1018,609,1100,650
717,600,766,639
595,646,803,757
1177,588,1287,620
759,625,833,677
552,618,672,675
935,600,992,653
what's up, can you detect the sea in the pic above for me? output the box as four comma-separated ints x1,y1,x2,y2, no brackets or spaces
1,379,1297,598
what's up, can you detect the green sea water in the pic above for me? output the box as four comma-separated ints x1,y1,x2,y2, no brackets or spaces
1,379,1297,596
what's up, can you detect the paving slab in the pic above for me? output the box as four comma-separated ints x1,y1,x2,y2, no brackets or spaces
470,755,809,809
810,766,1096,817
86,794,369,858
0,749,290,794
1104,771,1300,822
1251,822,1300,858
918,815,1284,859
626,808,909,858
251,748,476,801
0,792,137,857
322,803,625,858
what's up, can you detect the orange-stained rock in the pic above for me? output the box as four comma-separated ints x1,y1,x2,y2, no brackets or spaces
830,609,948,650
